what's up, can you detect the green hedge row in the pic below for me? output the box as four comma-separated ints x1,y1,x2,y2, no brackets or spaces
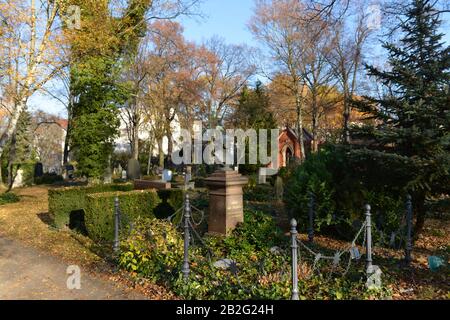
49,184,134,228
49,184,185,231
85,190,161,242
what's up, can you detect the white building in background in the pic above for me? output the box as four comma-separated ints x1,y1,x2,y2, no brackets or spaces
33,117,67,174
114,109,183,158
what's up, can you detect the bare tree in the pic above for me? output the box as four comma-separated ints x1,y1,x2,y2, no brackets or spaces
117,0,202,161
250,0,309,159
297,15,336,151
0,0,66,185
198,37,257,128
327,1,373,143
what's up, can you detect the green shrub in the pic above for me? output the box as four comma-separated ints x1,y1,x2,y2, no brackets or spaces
119,217,183,282
48,183,134,229
244,183,275,202
0,192,20,205
284,145,406,239
118,208,391,300
85,190,160,242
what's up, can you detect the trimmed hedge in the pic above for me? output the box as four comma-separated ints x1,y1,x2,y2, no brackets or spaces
85,190,161,242
49,184,134,228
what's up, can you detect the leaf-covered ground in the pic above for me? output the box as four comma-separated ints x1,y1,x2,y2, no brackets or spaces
251,200,449,300
0,185,175,300
0,186,447,300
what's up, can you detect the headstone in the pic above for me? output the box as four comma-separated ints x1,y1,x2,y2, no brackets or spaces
12,169,25,189
205,168,249,235
103,166,112,184
258,168,267,184
65,164,75,179
275,176,284,201
121,170,127,180
127,159,141,180
34,163,44,177
185,166,192,184
162,169,173,182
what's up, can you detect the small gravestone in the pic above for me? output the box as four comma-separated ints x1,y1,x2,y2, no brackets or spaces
185,166,192,184
34,163,44,177
275,176,284,201
12,169,25,188
258,168,267,184
103,166,112,184
127,159,141,180
121,170,127,180
162,169,173,182
65,164,75,179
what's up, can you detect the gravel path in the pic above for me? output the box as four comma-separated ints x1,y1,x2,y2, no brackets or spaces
0,236,146,300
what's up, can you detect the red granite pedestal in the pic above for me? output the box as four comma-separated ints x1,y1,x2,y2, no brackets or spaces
205,169,249,236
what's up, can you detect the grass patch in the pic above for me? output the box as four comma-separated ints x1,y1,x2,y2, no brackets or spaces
0,192,20,205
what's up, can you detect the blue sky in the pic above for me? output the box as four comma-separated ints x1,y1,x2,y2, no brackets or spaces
30,0,449,117
179,0,256,46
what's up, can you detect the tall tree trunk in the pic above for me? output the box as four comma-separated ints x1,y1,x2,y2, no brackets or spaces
295,87,306,160
6,129,17,192
0,101,26,189
157,138,165,169
146,135,155,175
131,123,139,161
311,90,318,152
343,95,351,144
63,117,71,164
166,128,173,167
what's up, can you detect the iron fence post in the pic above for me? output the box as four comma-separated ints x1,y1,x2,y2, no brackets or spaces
113,196,120,254
365,204,373,270
308,191,315,243
182,193,191,281
405,194,413,266
290,219,299,300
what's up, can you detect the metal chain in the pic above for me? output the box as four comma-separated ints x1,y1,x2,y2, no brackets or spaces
295,221,367,280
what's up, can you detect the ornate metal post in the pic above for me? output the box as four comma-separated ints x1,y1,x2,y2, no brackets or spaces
182,193,191,281
365,204,373,270
290,219,299,300
113,196,120,254
307,191,315,243
405,195,413,266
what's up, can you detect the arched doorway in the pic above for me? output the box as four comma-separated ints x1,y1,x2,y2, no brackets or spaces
282,145,294,167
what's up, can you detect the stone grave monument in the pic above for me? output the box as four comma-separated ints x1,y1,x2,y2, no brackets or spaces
205,166,248,236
